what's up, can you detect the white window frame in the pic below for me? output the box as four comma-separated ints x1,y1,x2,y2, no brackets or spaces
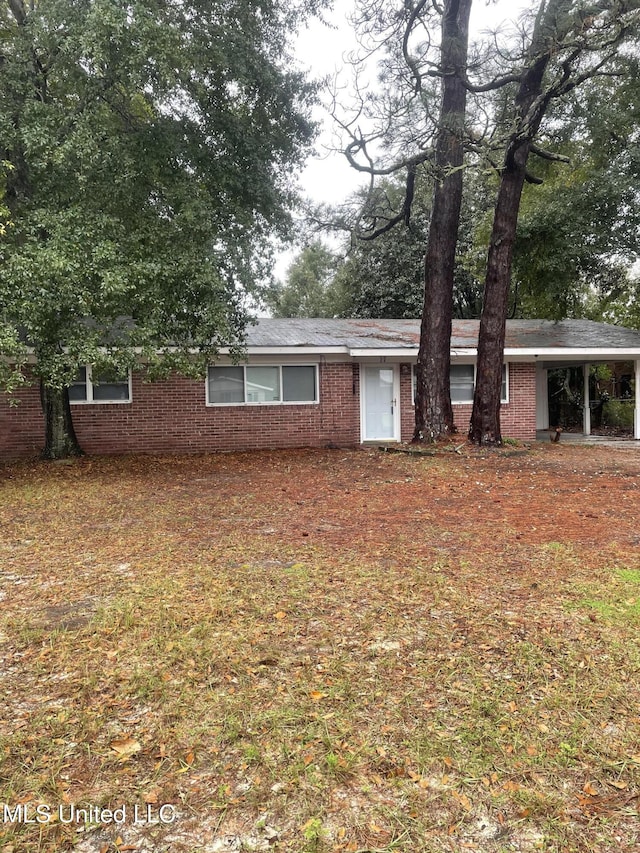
501,363,510,404
412,363,509,405
69,365,132,405
206,364,320,406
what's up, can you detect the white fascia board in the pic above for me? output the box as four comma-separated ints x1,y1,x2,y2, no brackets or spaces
151,345,640,361
342,346,640,361
349,348,419,358
504,348,640,359
348,347,479,359
245,346,350,356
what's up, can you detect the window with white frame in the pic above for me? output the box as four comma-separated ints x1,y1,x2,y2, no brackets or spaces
413,364,508,404
207,365,318,405
450,364,475,402
68,366,132,404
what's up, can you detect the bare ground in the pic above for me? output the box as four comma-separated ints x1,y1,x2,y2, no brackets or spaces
0,442,639,852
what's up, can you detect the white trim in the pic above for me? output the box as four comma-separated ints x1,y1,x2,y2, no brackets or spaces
583,362,591,436
360,364,400,442
504,348,640,358
210,352,348,366
536,366,549,430
205,363,320,407
69,366,132,405
19,343,640,362
350,348,418,359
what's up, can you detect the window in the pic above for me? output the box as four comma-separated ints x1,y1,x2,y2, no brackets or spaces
413,364,508,404
501,364,509,403
68,366,131,404
207,365,318,405
450,364,475,403
246,366,280,403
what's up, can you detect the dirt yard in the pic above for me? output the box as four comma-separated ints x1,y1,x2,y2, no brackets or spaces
0,442,638,852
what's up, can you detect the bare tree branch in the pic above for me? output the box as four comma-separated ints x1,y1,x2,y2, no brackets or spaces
529,144,570,163
402,0,430,92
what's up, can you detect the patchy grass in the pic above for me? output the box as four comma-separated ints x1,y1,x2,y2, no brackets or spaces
577,568,640,625
0,444,639,852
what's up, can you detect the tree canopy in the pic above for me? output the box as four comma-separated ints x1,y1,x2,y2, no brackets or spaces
512,72,640,322
265,241,346,318
320,0,640,444
0,0,324,455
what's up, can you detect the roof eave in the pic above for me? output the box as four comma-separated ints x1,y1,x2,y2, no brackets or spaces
504,347,640,359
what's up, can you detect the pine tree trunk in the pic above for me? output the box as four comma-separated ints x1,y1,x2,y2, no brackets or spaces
468,163,528,444
40,382,83,459
468,0,571,444
413,0,472,443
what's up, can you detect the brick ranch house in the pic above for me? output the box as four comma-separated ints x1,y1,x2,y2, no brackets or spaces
3,318,640,459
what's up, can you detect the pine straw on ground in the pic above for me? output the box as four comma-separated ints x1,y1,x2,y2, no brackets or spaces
0,443,639,853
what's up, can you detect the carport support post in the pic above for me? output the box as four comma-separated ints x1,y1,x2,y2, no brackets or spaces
635,359,640,440
583,363,591,436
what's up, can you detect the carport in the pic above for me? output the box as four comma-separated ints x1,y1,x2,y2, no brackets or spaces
516,321,640,441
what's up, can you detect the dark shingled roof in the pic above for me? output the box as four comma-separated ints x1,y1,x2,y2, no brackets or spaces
245,318,640,351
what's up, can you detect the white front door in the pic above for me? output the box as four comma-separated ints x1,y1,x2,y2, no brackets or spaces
361,365,399,441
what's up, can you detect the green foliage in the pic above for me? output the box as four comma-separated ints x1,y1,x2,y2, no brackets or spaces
319,100,640,324
265,241,347,318
300,170,486,320
0,0,323,391
513,72,640,321
601,399,635,430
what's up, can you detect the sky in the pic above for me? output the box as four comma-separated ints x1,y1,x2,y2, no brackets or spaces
274,0,533,280
293,0,533,207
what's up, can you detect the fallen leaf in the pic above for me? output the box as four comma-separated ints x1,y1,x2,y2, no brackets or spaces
452,790,472,811
110,736,141,758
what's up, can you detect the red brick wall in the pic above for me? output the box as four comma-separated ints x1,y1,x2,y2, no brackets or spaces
399,363,415,442
500,362,537,439
399,362,537,441
1,363,362,460
0,382,44,460
1,361,537,461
